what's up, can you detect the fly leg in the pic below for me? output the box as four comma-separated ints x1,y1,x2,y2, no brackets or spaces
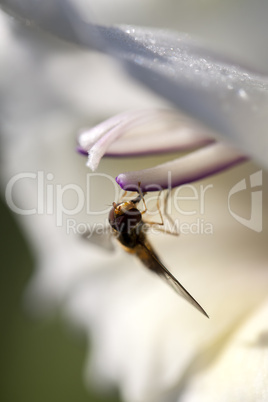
134,182,147,213
163,189,178,232
119,190,131,202
142,189,179,236
160,189,179,236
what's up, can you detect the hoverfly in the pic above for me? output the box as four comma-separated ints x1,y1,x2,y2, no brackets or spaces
109,191,208,317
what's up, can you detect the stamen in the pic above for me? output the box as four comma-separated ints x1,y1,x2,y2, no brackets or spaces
116,143,248,192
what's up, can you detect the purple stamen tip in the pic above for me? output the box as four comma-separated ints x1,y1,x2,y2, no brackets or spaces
76,145,88,156
116,174,139,191
116,175,146,192
115,175,124,188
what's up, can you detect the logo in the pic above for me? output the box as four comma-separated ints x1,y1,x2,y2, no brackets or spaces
228,170,262,232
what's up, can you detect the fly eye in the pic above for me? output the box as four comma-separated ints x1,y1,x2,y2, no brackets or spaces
108,206,116,226
109,207,141,233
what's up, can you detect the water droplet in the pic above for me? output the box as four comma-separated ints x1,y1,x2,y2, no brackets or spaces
134,56,143,65
238,89,248,100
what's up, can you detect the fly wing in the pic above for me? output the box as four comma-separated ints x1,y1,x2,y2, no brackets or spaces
81,224,115,252
135,239,209,318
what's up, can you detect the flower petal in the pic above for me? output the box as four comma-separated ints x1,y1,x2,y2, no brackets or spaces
180,298,268,402
2,0,268,167
116,143,247,192
65,213,268,402
103,25,268,169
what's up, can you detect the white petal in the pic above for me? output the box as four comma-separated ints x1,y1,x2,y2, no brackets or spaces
3,1,268,167
104,24,268,169
180,298,268,402
64,174,268,401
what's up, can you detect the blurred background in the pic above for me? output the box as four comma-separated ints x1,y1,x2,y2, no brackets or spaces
0,199,119,402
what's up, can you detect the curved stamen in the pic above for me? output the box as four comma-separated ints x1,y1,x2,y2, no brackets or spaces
116,143,248,192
